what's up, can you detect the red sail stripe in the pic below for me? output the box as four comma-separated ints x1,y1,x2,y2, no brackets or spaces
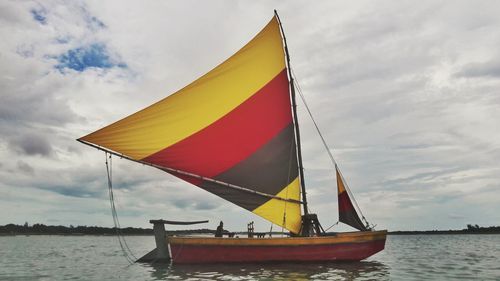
338,191,356,212
143,69,292,179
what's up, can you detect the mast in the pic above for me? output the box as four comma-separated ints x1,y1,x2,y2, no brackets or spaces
274,10,308,216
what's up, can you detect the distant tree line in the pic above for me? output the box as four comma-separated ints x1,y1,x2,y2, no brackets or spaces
389,224,500,235
3,223,499,236
465,224,500,233
0,222,218,236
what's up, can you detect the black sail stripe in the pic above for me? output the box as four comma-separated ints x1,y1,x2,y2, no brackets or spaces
339,210,367,231
216,123,298,196
199,181,267,211
199,123,298,210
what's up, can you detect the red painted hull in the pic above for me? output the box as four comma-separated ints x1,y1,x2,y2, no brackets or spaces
169,231,386,264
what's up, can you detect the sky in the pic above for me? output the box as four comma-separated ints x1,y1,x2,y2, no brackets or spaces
1,0,499,232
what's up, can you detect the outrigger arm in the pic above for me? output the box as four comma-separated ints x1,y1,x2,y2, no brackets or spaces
137,219,208,263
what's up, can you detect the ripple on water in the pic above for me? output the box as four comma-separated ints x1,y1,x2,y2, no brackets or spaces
1,235,500,280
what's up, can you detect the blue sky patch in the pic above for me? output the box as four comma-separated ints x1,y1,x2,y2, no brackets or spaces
55,43,126,72
31,8,47,24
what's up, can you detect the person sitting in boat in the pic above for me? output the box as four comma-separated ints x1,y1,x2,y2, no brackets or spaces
215,221,224,237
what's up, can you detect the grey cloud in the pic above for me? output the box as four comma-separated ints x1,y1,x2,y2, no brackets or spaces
35,170,108,199
67,145,82,155
475,183,500,194
172,199,189,209
39,185,101,198
455,60,500,78
193,201,219,211
16,44,35,58
17,160,35,175
8,134,54,157
379,167,462,188
170,198,219,211
448,213,465,220
395,144,436,150
0,1,27,24
1,1,500,231
0,76,80,126
299,4,442,91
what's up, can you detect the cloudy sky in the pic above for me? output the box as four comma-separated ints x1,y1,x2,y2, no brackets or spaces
1,0,499,232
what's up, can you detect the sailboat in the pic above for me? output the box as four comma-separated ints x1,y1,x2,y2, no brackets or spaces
78,11,386,264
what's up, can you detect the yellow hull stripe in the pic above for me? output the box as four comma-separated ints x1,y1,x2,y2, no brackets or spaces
168,230,388,246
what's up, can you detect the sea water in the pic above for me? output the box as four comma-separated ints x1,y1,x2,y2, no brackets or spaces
0,234,499,280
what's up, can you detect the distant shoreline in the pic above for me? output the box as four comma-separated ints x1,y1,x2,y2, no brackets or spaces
3,232,500,237
0,232,154,236
1,223,499,236
388,230,500,235
388,224,500,235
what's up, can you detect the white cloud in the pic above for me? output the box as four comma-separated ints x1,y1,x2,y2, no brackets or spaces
1,0,499,232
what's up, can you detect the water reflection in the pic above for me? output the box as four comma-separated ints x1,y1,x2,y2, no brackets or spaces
140,260,389,280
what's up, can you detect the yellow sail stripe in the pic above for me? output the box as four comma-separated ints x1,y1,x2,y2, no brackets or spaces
80,18,285,160
336,167,346,194
252,177,301,234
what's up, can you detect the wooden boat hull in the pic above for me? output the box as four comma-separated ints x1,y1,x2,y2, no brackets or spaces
168,230,386,264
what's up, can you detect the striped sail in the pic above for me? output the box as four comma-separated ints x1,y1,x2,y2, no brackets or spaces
79,17,302,234
336,166,368,231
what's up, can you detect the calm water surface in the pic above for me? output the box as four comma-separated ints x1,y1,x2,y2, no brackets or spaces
1,234,499,280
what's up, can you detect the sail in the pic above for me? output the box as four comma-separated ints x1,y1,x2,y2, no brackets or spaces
336,166,368,231
79,16,302,234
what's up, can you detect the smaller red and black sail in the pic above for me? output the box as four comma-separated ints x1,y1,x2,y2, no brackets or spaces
336,165,368,231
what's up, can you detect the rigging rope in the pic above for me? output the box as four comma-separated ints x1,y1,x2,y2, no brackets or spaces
324,221,339,232
105,152,137,264
290,68,371,228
